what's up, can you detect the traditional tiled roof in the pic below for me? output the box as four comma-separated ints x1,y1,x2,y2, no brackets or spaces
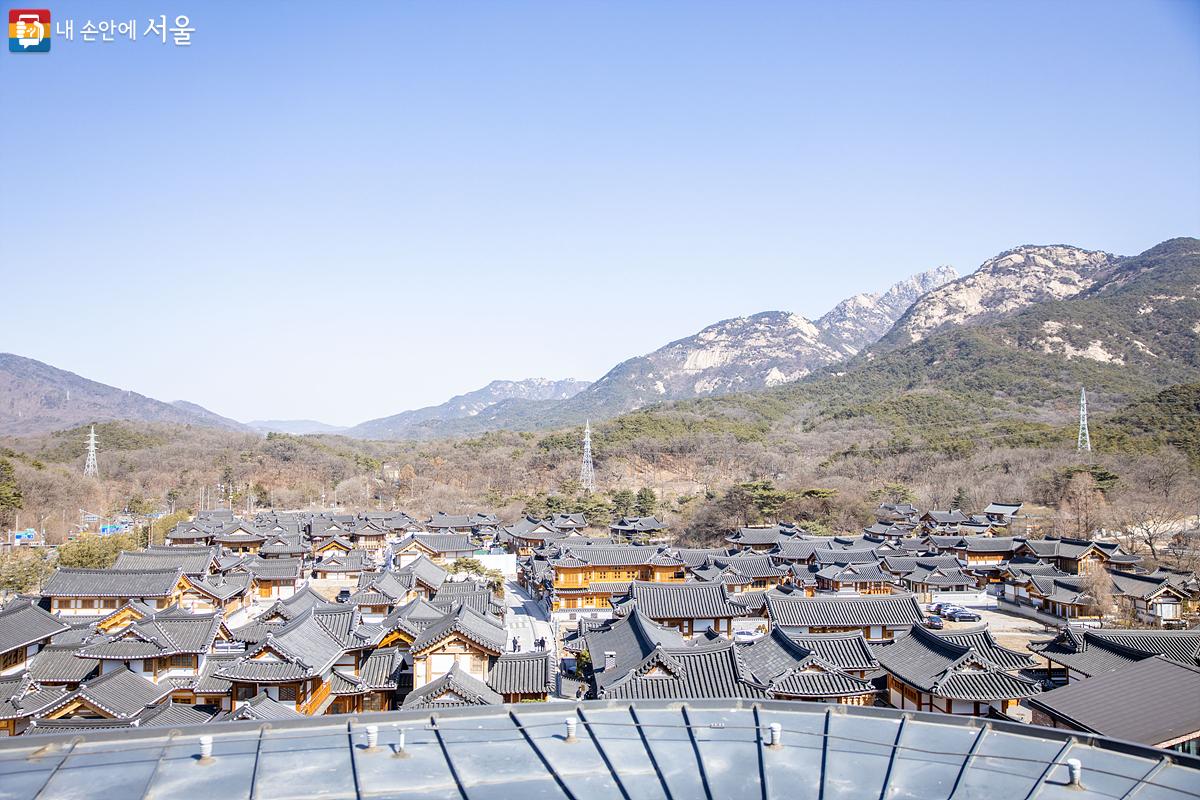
215,608,346,682
221,691,304,721
78,610,223,661
246,557,303,580
1029,656,1200,746
410,603,506,656
40,568,183,598
26,644,99,684
1108,570,1189,601
550,544,682,568
765,592,924,629
725,525,803,546
185,571,252,601
397,555,448,591
812,549,882,566
598,639,765,700
383,598,450,638
1030,628,1200,678
0,598,69,654
0,674,70,721
583,609,687,691
401,662,502,708
609,516,666,533
617,581,747,621
766,664,875,699
815,562,894,584
314,550,374,573
40,668,173,720
784,631,880,672
488,651,553,695
872,625,1041,702
111,546,217,576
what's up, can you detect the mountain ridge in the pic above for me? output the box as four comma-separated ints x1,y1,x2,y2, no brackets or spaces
0,353,250,436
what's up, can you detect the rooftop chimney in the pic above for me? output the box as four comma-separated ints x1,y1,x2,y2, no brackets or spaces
603,651,616,671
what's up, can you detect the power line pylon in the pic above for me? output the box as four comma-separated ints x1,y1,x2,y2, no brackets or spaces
580,420,596,492
1076,388,1092,454
83,425,99,477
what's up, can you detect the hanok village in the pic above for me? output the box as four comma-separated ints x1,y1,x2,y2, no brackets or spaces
2,494,1200,797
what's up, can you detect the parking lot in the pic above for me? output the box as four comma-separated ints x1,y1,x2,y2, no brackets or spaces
933,604,1059,665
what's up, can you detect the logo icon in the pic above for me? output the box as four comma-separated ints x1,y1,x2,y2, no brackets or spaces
9,9,50,52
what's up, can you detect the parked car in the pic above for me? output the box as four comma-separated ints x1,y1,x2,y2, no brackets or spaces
733,630,762,642
336,588,352,603
925,615,944,630
945,609,981,622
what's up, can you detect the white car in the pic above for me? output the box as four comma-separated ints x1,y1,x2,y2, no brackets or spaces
733,630,762,642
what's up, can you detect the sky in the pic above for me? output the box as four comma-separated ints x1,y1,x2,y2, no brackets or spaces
3,1,1199,426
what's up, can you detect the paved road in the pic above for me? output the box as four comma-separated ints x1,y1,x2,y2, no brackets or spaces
503,579,555,656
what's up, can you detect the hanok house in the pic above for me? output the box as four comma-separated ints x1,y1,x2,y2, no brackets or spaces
724,524,805,552
401,662,503,709
74,608,227,701
111,544,219,577
313,535,354,558
609,516,668,545
213,522,267,555
738,628,878,704
1024,573,1103,622
920,510,969,534
213,607,348,715
581,608,765,701
1018,537,1142,575
0,599,68,676
615,580,747,637
1028,656,1200,756
545,545,686,621
180,571,252,616
691,553,791,591
487,650,554,702
32,667,173,724
500,517,567,556
764,592,924,642
982,502,1023,527
814,561,895,595
245,557,304,601
259,534,309,559
1028,627,1200,684
348,521,389,552
408,603,506,691
394,533,475,566
1107,570,1191,626
0,673,71,735
326,646,404,714
40,568,188,617
873,624,1041,717
312,549,375,582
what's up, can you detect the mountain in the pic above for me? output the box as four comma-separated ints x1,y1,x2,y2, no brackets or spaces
524,266,958,418
0,353,250,436
344,266,958,439
247,419,350,435
609,237,1200,451
881,244,1116,347
346,378,590,440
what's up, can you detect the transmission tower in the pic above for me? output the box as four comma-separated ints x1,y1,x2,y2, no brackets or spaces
580,420,596,492
83,425,99,477
1076,388,1091,453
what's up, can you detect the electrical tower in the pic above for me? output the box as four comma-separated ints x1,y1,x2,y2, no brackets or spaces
580,420,595,492
1076,387,1091,453
83,425,99,477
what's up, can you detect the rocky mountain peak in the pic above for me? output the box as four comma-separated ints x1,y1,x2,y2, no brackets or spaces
888,245,1116,344
817,265,959,356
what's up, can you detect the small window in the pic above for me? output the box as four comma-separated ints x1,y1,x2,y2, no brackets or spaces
235,685,256,700
278,685,297,702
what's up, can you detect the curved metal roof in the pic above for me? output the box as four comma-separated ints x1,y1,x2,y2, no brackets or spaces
1,700,1198,799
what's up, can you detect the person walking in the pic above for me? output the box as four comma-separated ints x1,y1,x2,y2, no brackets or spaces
512,636,520,653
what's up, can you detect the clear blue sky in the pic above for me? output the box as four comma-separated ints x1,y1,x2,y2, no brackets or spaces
3,0,1198,425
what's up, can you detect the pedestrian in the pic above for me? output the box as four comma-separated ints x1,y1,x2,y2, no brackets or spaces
512,636,520,652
